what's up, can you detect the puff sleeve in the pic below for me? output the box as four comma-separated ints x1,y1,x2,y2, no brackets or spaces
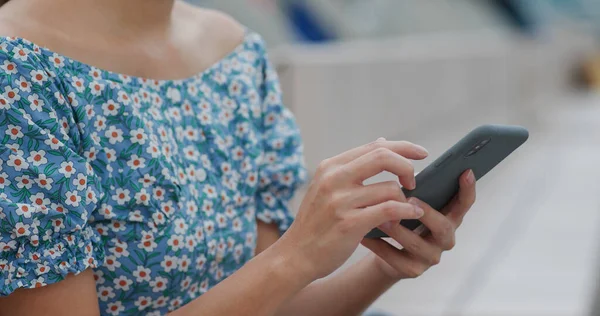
252,35,308,235
0,39,105,295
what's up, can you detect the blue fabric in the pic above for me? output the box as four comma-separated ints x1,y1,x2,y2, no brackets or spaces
0,29,306,315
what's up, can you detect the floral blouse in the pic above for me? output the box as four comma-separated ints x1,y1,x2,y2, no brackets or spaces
0,29,306,315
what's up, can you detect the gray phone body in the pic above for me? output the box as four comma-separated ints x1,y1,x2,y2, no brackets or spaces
365,124,529,238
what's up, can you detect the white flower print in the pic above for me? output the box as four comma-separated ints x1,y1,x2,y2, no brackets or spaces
133,266,152,283
114,275,133,291
0,240,17,252
180,275,192,289
150,276,169,292
127,154,146,170
152,186,165,201
6,125,23,140
185,236,196,252
204,220,215,237
106,301,125,316
152,211,167,226
15,175,33,190
70,76,85,93
103,147,116,163
166,87,181,103
139,174,156,188
117,90,131,105
233,244,244,262
246,172,258,187
54,91,66,105
44,135,62,150
11,45,29,61
195,167,207,182
99,203,115,219
27,94,44,112
88,81,105,96
219,109,235,126
1,60,17,75
130,128,147,145
134,296,153,311
160,200,175,217
216,213,227,229
0,172,10,189
104,255,121,272
88,67,102,79
232,218,243,232
110,220,126,232
138,231,158,252
72,173,87,191
51,218,65,232
64,190,81,207
29,192,49,210
13,222,30,238
128,209,143,222
195,254,207,270
202,200,214,216
102,100,120,116
112,188,131,205
173,218,188,235
170,297,183,310
67,92,78,107
98,286,115,302
134,188,150,205
200,278,209,294
0,95,9,110
15,203,34,218
184,200,198,217
14,76,31,92
58,161,76,178
49,53,65,68
93,270,105,285
153,296,168,309
203,185,217,198
109,240,129,258
167,234,184,251
93,115,107,131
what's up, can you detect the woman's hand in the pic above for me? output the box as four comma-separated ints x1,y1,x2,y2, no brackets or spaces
361,169,476,280
276,139,429,281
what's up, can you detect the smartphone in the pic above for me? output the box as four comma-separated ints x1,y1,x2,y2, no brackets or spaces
365,124,529,238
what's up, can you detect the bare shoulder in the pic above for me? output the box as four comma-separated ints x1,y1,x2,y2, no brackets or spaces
176,2,247,57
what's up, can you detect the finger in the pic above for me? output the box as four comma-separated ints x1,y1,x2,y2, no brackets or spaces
353,200,424,233
343,147,416,189
408,198,456,251
348,181,406,208
378,221,442,266
329,138,428,166
445,169,476,227
361,238,429,279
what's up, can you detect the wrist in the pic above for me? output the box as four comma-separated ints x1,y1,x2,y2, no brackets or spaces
364,253,402,286
261,234,318,288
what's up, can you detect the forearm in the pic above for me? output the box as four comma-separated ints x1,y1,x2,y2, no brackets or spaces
171,240,313,316
276,254,396,316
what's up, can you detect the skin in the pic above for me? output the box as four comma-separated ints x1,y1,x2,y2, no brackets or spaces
0,1,477,315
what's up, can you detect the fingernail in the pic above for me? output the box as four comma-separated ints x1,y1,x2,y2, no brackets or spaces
415,145,429,156
414,205,424,217
408,197,420,206
467,170,475,184
377,137,386,141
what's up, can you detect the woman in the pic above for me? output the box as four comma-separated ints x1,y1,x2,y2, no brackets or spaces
0,0,476,315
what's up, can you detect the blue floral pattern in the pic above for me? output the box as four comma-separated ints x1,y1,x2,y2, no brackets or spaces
0,29,306,315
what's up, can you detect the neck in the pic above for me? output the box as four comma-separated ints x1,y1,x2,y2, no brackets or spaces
7,0,177,36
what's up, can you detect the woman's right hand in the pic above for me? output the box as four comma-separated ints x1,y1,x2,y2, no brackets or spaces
278,138,430,280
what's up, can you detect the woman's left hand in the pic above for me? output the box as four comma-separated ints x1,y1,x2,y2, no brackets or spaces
361,169,476,280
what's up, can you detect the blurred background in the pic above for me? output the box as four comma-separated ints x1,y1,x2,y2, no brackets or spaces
191,1,600,315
